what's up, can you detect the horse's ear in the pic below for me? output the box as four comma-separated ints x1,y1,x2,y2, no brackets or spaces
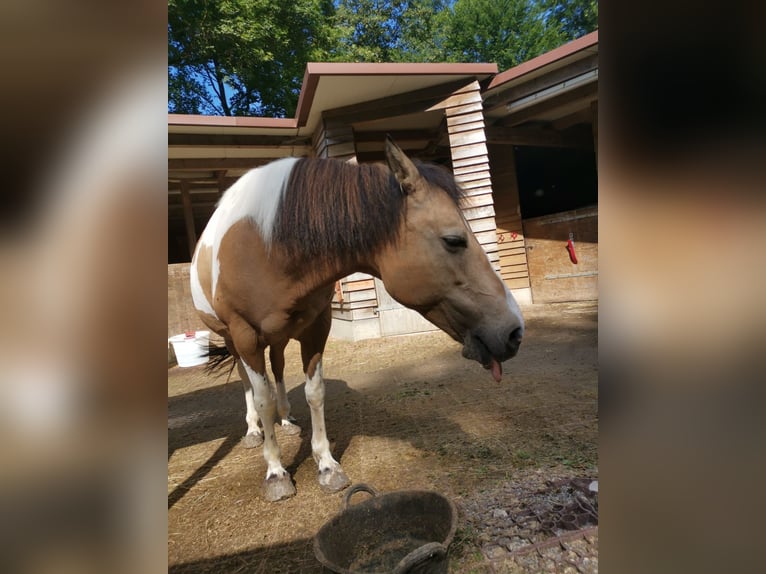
384,135,420,195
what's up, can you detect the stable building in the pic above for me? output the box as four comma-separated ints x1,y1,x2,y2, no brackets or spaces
168,31,598,341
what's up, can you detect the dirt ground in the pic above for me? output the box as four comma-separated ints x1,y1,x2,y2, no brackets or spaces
168,302,598,573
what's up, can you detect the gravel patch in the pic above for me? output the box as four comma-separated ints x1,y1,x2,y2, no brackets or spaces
454,473,598,573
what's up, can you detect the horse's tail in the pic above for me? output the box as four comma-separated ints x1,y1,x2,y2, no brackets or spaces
204,342,236,377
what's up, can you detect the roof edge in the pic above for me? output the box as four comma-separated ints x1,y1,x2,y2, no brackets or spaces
296,62,498,127
171,63,498,129
168,114,298,129
304,62,498,76
486,30,598,91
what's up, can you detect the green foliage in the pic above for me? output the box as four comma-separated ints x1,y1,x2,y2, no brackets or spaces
168,0,598,116
441,0,567,69
542,0,598,39
329,0,450,62
168,0,335,116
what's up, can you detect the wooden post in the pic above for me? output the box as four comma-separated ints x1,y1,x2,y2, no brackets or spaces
313,117,357,161
431,81,501,271
591,100,598,166
180,180,197,259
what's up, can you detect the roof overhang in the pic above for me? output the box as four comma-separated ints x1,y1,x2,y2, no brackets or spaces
169,62,497,136
483,31,598,131
169,62,497,182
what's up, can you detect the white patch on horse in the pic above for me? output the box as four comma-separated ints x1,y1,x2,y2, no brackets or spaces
202,157,298,298
189,245,217,318
502,274,524,333
243,382,262,440
241,361,288,479
304,361,336,470
492,263,524,334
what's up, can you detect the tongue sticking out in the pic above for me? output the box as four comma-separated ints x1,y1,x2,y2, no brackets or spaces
489,358,503,382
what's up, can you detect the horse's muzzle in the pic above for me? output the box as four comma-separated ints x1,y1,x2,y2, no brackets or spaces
461,325,523,367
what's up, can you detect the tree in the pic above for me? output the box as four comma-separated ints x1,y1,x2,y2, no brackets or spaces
168,0,335,116
329,0,450,62
168,0,599,116
542,0,598,40
440,0,568,70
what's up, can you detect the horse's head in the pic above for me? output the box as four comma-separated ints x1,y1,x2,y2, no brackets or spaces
376,137,524,381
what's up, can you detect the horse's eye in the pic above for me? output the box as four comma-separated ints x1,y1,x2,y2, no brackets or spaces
442,235,468,252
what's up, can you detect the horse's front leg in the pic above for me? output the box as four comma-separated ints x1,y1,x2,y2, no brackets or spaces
236,360,264,448
231,321,296,501
269,343,301,436
300,308,350,493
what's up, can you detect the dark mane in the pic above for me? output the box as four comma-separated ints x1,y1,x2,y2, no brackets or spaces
272,157,464,270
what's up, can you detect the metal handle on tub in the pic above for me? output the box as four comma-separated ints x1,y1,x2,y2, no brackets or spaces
342,483,380,510
393,542,448,574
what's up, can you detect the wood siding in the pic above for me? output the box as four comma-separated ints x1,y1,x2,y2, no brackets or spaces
488,144,530,290
522,206,597,303
436,81,501,268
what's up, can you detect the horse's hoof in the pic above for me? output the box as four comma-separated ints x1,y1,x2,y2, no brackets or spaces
263,473,296,502
318,466,350,493
242,432,264,449
279,420,301,436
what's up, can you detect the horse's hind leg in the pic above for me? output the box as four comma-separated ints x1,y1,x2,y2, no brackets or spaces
269,343,301,436
230,319,296,501
299,306,350,493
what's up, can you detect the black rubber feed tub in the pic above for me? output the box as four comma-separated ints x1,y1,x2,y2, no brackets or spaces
314,484,458,574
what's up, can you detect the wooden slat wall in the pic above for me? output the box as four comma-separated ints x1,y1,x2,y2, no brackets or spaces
313,118,357,162
331,272,379,321
522,206,598,303
488,144,530,290
435,81,501,269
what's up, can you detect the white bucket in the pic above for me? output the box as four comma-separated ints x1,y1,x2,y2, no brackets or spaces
168,330,210,367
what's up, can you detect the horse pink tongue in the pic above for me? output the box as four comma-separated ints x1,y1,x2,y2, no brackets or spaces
490,358,503,382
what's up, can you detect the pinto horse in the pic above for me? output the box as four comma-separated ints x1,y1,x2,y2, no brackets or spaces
190,137,524,501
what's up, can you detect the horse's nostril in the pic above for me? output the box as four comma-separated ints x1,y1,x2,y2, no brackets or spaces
509,327,523,345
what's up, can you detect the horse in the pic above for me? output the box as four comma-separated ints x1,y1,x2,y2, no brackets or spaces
189,136,524,501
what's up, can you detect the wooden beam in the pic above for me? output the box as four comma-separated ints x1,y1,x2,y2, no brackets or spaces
485,125,593,148
168,180,222,190
551,108,593,131
322,79,471,124
168,133,311,147
499,83,598,127
591,100,598,165
353,129,440,143
168,191,220,202
483,54,599,112
168,158,273,170
180,181,197,259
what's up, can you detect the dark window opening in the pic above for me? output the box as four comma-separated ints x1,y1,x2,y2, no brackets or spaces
515,146,597,219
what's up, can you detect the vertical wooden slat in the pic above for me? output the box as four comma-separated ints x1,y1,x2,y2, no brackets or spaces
180,180,197,259
489,143,530,290
441,81,503,271
314,116,357,161
216,170,227,198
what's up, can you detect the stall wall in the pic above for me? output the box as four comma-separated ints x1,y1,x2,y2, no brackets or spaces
522,206,597,303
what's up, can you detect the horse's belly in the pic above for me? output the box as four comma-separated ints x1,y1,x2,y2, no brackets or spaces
259,287,333,341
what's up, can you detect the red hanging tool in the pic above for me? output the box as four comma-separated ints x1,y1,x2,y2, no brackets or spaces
566,232,578,264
